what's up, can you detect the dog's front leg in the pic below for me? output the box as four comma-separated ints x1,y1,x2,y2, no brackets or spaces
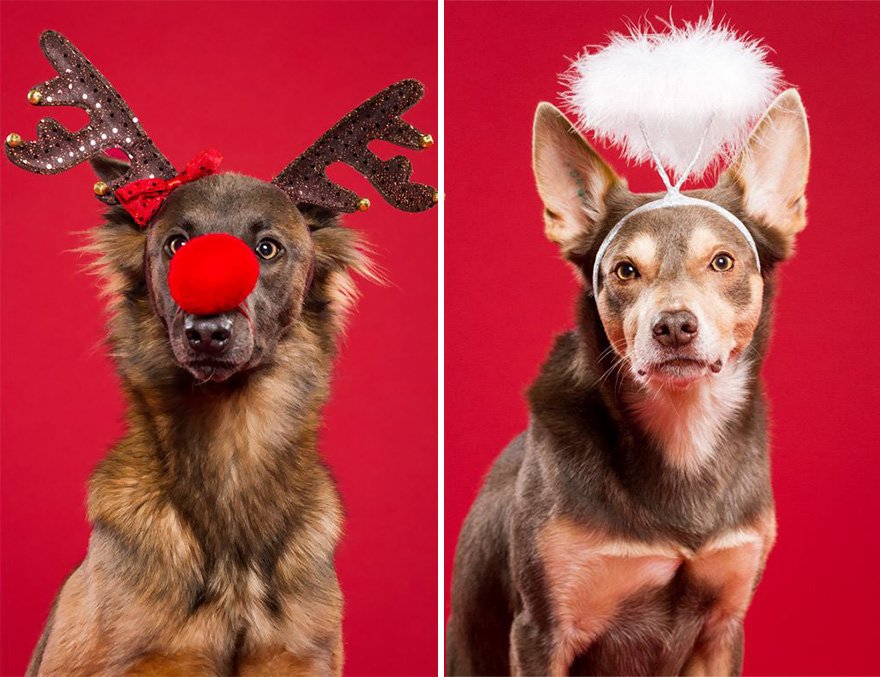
30,564,112,676
681,520,772,677
510,611,564,676
681,621,745,676
237,643,341,677
124,652,221,676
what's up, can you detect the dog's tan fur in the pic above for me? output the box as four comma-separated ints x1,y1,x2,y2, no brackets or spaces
537,512,776,676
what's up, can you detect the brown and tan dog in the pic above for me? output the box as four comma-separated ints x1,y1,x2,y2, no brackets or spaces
447,89,809,676
9,32,436,677
27,167,366,676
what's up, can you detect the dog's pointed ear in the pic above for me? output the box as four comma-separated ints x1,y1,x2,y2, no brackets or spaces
532,102,619,253
90,154,132,184
723,89,810,255
296,203,343,231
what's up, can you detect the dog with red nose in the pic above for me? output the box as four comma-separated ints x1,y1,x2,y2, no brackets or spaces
447,17,809,676
5,31,435,676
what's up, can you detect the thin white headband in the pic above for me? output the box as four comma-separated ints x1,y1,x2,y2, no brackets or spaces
590,191,761,292
591,124,761,294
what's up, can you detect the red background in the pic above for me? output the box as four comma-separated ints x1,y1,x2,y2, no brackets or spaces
0,2,437,675
445,2,879,674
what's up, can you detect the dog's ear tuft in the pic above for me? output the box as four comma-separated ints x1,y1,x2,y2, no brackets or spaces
296,203,343,232
532,103,619,253
89,153,131,184
723,89,810,254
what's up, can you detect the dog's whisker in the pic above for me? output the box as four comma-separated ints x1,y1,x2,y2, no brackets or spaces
595,352,630,389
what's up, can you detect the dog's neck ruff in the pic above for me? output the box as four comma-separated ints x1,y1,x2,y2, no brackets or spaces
591,190,762,293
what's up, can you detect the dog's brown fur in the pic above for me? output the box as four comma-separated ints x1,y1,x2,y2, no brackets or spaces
447,90,810,676
28,164,375,675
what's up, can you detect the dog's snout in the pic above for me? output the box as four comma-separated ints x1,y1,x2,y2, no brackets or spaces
652,310,699,348
185,315,233,355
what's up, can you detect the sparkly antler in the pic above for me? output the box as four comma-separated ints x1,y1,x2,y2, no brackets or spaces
4,31,175,204
272,79,437,213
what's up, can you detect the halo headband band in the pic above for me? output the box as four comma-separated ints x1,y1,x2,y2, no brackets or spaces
591,122,760,293
591,191,761,293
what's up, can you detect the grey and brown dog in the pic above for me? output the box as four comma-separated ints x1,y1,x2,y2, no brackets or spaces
447,89,810,676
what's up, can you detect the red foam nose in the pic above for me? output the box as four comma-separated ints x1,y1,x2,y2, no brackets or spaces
168,233,259,315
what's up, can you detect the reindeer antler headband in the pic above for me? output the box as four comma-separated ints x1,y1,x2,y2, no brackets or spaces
562,17,782,293
5,31,437,227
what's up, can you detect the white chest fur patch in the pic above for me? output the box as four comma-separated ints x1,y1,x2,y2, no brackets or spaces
628,360,751,473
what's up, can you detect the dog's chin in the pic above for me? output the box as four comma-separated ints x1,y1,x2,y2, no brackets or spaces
169,335,256,384
637,357,724,391
182,359,248,384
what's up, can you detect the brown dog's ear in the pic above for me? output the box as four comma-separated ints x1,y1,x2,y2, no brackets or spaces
90,154,131,184
724,89,810,254
296,204,342,232
533,102,619,253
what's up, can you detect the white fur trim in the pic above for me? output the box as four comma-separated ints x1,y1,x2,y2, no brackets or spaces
563,15,781,181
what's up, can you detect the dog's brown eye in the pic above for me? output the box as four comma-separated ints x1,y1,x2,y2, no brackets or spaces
614,262,639,281
710,253,735,272
256,239,283,261
165,234,188,257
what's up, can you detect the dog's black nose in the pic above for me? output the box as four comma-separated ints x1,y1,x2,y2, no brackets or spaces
652,310,699,348
184,315,233,355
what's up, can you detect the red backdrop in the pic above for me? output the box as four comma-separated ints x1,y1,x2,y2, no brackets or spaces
0,2,437,675
445,2,879,674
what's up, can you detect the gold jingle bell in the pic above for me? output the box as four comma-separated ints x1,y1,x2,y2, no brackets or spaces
27,89,43,105
357,197,371,212
5,132,23,148
93,181,110,196
419,134,434,148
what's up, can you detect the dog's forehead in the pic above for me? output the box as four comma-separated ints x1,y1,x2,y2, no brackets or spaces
159,173,302,231
607,204,751,261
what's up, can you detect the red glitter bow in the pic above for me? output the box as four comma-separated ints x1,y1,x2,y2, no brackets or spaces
115,149,223,227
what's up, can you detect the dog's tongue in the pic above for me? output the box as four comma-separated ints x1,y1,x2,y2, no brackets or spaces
168,233,259,315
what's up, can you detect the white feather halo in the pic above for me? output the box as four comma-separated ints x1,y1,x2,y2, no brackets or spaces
563,15,781,183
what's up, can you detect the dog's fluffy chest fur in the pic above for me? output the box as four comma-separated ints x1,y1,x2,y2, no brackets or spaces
82,364,344,660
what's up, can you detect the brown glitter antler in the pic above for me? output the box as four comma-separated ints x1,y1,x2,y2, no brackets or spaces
4,31,175,204
272,79,437,213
